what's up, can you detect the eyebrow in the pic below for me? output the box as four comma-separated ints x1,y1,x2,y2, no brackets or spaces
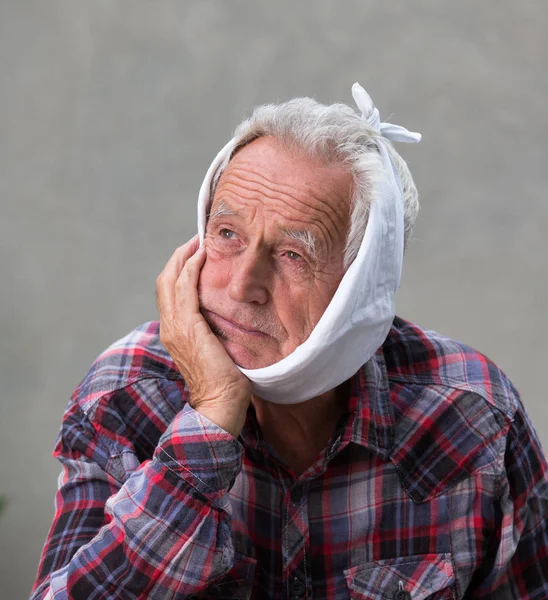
281,228,320,261
207,201,235,221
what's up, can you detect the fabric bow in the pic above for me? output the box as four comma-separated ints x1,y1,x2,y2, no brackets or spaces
352,82,421,144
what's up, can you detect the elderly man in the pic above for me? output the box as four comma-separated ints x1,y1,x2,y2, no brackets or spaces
31,85,548,599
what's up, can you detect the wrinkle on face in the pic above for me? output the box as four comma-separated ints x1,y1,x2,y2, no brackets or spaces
216,165,348,252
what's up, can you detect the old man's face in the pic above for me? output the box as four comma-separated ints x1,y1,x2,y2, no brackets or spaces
198,136,352,369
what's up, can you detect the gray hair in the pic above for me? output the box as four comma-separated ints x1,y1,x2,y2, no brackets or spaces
210,97,419,268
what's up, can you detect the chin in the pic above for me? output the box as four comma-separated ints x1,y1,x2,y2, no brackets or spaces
221,339,280,370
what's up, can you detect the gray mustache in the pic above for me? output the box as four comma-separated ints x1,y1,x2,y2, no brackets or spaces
199,297,286,339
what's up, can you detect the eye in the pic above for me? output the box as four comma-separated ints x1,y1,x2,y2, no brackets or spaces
219,228,237,240
285,250,304,261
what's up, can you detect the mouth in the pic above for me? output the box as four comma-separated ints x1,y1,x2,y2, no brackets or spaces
202,310,269,338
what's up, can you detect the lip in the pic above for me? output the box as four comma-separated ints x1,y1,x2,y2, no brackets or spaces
203,310,268,338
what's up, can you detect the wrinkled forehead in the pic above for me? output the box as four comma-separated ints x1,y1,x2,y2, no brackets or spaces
206,137,353,252
207,135,353,215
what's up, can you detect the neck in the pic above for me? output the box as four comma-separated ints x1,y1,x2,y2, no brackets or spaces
251,383,349,476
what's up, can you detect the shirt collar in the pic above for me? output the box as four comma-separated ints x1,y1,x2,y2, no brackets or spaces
240,347,395,457
339,348,395,456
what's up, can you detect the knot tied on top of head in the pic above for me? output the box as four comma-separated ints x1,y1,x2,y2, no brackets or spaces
197,83,421,404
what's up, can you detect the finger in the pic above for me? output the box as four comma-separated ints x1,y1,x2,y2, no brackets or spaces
164,235,200,283
156,235,200,313
176,246,207,314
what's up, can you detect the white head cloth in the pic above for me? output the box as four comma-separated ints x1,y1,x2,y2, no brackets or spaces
197,83,421,403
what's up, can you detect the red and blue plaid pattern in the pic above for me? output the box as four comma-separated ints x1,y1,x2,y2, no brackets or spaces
30,317,548,599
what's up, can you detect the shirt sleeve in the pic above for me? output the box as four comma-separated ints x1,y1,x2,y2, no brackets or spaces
473,398,548,598
29,396,250,599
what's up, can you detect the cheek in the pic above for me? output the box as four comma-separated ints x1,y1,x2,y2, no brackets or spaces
279,277,340,334
199,254,230,291
271,283,314,336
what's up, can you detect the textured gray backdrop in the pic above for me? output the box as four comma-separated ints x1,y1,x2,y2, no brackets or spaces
1,1,547,597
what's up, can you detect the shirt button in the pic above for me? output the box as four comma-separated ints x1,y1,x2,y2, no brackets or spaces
290,577,306,597
290,487,303,503
393,590,412,600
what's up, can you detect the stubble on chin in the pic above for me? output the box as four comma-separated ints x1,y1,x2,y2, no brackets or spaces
219,336,278,369
203,313,285,368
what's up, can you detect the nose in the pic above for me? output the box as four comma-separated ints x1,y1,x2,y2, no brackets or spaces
227,247,270,305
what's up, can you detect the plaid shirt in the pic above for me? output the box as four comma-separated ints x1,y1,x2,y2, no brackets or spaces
31,317,548,599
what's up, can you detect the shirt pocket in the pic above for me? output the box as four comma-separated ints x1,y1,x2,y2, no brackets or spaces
189,554,257,600
344,553,455,600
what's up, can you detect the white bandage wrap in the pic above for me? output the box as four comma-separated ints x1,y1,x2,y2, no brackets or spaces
197,83,421,403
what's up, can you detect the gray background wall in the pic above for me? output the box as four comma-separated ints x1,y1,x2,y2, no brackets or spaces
1,1,547,597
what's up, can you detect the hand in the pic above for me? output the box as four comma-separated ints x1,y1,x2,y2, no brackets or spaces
156,236,252,437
